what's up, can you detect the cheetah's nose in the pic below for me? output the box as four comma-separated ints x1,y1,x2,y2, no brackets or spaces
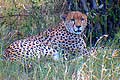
76,26,81,28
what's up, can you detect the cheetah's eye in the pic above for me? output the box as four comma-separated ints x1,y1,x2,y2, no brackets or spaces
81,18,84,21
71,19,75,21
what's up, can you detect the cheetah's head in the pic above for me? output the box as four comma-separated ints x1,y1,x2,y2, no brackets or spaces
61,11,87,35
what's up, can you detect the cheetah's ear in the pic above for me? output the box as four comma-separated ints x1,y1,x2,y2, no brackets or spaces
60,13,67,21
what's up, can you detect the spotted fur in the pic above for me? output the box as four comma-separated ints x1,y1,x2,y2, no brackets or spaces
4,11,90,62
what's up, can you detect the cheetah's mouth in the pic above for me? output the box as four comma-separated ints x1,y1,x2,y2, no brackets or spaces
75,30,81,32
74,29,81,32
73,26,84,34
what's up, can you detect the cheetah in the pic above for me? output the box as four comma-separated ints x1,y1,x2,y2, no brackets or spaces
4,11,90,62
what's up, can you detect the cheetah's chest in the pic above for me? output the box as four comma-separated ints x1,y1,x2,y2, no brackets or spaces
38,26,85,54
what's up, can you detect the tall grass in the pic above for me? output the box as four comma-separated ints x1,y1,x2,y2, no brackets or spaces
0,48,120,80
